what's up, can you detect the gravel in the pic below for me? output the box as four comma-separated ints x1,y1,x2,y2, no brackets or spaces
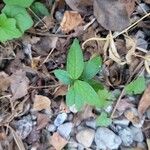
94,127,122,149
130,126,144,142
54,113,67,127
76,128,95,148
15,115,33,139
57,122,73,139
118,127,133,146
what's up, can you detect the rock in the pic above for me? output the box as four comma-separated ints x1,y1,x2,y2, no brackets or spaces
57,122,73,139
76,128,95,148
94,127,122,150
15,115,33,139
67,138,78,149
113,119,130,127
130,126,144,142
46,124,56,132
69,105,78,113
85,120,96,129
54,113,67,127
146,108,150,119
118,127,133,146
55,11,63,22
137,3,150,14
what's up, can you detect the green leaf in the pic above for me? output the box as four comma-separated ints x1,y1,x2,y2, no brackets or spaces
0,13,22,42
74,80,100,106
31,2,50,16
97,88,113,108
87,79,104,92
82,56,102,80
3,0,34,7
66,86,84,111
3,5,33,33
67,38,84,80
54,69,72,85
96,112,112,127
125,76,146,95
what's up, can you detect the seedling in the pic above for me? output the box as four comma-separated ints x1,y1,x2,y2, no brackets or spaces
54,38,103,110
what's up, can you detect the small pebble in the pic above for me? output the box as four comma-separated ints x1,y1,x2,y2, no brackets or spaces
118,127,133,146
137,3,150,14
76,128,95,148
15,115,33,139
146,108,150,119
57,122,73,139
130,126,144,142
55,11,63,22
113,119,130,127
95,127,122,150
67,138,78,149
69,105,78,113
54,113,67,127
46,124,56,132
85,119,96,129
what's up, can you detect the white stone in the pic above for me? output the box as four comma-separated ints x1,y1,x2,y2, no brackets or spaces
76,128,95,148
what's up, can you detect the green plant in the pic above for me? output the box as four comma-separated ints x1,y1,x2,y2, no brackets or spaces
54,38,103,110
0,0,49,42
125,76,146,95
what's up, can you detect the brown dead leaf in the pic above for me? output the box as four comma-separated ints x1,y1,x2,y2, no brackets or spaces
33,95,51,111
125,35,136,64
36,113,49,130
53,85,68,98
144,0,150,4
121,0,136,16
0,72,10,92
94,0,130,31
80,105,95,120
138,85,150,115
10,70,29,100
60,11,83,33
50,132,68,150
0,132,7,141
65,0,93,13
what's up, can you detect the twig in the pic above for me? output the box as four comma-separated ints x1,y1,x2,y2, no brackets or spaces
28,84,60,89
28,8,48,28
40,48,55,66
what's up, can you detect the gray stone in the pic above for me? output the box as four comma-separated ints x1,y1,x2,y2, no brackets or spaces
46,124,56,132
137,38,148,49
118,127,133,146
146,108,150,119
85,120,96,129
15,115,33,139
76,128,95,148
55,11,63,22
94,127,122,150
54,113,67,127
113,119,130,127
67,138,78,148
137,3,150,14
130,126,144,142
57,122,73,139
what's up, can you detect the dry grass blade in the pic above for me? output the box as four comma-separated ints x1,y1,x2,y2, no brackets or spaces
109,31,126,65
125,35,136,64
8,126,25,150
